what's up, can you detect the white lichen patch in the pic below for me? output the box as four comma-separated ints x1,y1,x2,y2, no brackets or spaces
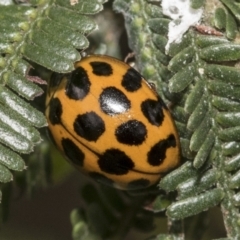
161,0,203,52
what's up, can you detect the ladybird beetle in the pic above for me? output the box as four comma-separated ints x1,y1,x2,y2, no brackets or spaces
45,55,180,190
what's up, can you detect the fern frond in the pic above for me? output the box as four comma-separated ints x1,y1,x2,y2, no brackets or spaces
0,0,104,201
114,0,172,99
114,0,240,238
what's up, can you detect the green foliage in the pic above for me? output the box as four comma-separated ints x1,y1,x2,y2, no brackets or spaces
0,0,104,202
1,0,240,239
114,0,240,239
70,184,157,240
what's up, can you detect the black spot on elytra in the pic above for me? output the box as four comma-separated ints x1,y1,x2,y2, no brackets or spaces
127,179,151,189
115,120,147,145
147,134,177,166
65,66,91,100
141,98,166,126
98,149,134,175
48,97,62,125
62,138,85,166
89,172,115,186
99,87,131,115
74,111,105,141
90,61,113,76
121,68,142,92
